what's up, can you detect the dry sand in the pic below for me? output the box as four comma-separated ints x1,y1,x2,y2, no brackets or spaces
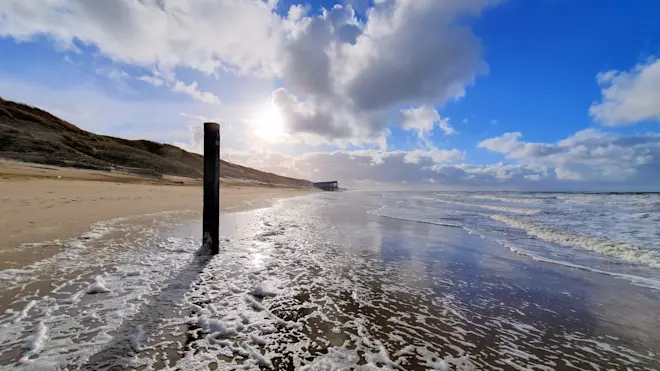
0,160,316,251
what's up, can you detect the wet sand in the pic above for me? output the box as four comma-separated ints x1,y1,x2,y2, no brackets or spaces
0,161,316,270
1,192,658,370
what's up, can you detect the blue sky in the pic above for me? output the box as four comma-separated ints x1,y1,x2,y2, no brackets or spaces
1,0,659,190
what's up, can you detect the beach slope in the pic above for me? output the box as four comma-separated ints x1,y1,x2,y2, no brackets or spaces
0,160,315,267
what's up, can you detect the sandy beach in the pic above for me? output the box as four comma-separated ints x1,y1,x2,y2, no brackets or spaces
0,160,316,269
1,190,658,370
1,161,659,370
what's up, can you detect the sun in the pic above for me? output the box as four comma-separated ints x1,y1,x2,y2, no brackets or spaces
252,104,286,142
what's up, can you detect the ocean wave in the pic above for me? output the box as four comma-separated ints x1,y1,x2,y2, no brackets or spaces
491,238,660,290
369,213,463,229
496,240,660,290
468,195,545,204
555,194,660,207
430,198,542,216
366,207,462,228
488,214,660,269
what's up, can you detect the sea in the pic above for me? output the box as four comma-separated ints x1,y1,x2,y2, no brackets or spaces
370,191,660,289
0,191,659,370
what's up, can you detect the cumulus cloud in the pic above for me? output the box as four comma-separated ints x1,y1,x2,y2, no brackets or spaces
220,147,466,187
171,81,221,105
479,129,660,182
271,87,376,142
211,128,660,190
590,58,660,125
137,75,164,87
219,147,543,190
478,132,523,153
0,0,280,75
270,0,491,144
0,0,495,145
400,106,456,139
402,148,464,164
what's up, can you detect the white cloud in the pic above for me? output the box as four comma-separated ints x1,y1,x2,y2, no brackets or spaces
590,58,660,125
137,75,164,87
479,129,660,183
178,112,221,123
270,0,491,144
4,0,659,192
402,148,464,164
165,124,655,190
171,81,221,105
554,167,582,181
95,66,166,88
478,132,522,153
0,76,211,141
174,125,205,154
287,4,308,21
218,147,540,190
0,0,280,76
401,106,436,135
400,105,456,139
0,0,496,146
95,67,130,81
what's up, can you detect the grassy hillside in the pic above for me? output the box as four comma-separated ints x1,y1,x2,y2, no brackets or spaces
0,97,312,187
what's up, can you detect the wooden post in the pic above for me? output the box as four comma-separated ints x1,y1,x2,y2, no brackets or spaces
203,122,220,254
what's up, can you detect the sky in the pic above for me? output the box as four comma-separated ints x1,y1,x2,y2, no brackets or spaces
1,0,660,191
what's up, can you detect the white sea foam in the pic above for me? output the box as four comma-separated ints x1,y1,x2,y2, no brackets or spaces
469,194,546,204
0,211,201,369
429,198,541,215
22,322,48,351
489,214,660,269
0,197,657,370
367,206,462,229
375,192,660,290
249,282,279,298
505,249,660,290
555,193,660,207
19,322,49,364
86,275,111,294
129,325,145,353
12,300,36,323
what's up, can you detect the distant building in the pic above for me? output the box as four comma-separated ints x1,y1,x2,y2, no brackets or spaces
313,181,339,191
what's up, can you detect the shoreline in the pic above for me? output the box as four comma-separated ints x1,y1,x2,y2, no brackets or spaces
0,163,317,270
1,187,659,369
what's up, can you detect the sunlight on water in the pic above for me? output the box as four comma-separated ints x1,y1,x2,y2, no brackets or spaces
0,194,659,370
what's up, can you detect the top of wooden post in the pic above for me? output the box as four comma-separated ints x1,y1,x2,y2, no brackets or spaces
204,122,220,131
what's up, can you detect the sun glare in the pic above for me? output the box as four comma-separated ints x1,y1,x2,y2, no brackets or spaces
252,104,286,142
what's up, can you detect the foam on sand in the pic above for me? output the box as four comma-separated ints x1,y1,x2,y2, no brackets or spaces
86,275,111,294
20,322,48,364
23,322,48,351
129,325,145,353
0,210,202,369
0,197,657,370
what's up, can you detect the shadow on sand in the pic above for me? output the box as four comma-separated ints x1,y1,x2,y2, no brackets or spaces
82,247,215,370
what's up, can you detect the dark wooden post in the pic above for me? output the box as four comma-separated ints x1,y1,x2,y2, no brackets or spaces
203,122,220,254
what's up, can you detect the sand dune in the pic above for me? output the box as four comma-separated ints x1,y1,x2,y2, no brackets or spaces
0,96,313,188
